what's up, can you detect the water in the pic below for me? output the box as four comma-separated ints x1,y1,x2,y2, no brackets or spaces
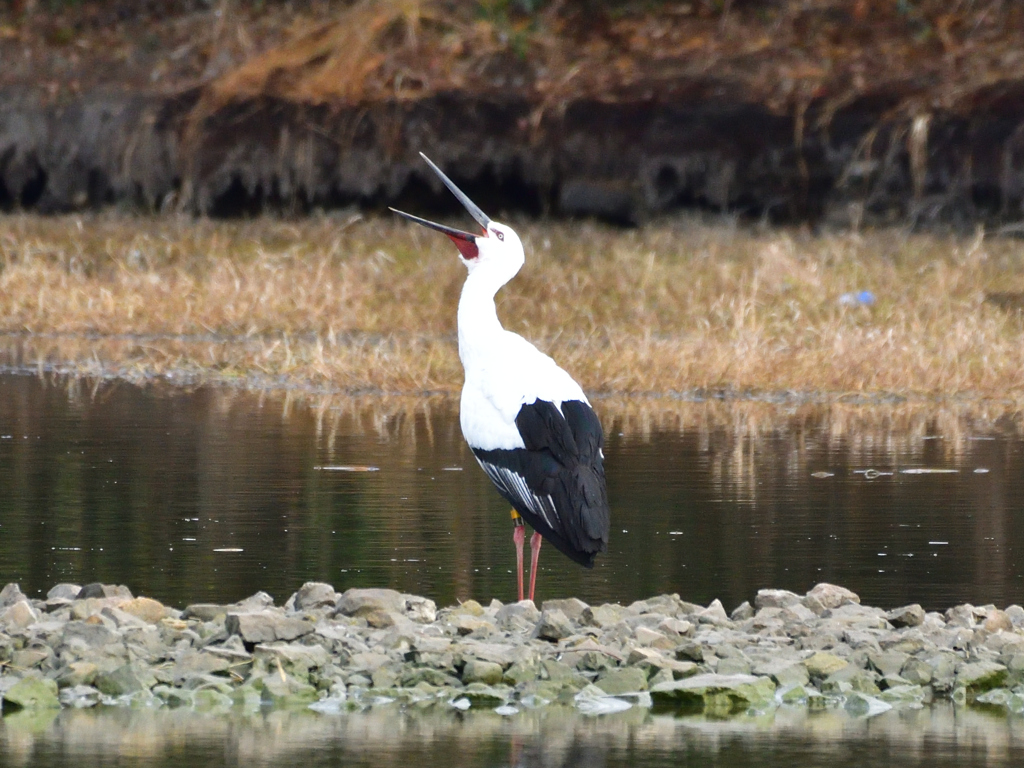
1,703,1023,767
3,372,1024,767
1,373,1023,612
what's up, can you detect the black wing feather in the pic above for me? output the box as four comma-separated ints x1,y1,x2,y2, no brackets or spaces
472,399,610,568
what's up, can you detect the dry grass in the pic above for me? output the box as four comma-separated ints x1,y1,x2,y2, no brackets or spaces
2,212,1024,401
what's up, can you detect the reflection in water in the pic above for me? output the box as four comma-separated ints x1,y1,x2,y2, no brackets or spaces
0,373,1023,611
0,703,1023,768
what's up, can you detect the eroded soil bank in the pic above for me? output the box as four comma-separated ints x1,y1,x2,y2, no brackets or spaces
5,1,1024,225
8,77,1024,227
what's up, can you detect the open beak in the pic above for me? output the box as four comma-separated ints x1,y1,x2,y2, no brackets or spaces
390,152,492,261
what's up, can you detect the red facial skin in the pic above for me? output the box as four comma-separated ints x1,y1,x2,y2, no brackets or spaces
447,233,480,261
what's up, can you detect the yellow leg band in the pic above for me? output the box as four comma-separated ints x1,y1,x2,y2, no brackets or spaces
510,509,521,521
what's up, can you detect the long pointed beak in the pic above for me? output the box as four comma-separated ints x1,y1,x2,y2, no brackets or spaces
390,153,492,260
388,207,481,261
388,208,478,243
418,152,491,232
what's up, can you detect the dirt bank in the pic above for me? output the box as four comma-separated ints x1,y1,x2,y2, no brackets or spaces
4,2,1024,225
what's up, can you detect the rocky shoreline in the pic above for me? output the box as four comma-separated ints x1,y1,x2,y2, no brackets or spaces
1,581,1022,719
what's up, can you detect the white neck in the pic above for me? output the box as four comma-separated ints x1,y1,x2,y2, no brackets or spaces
457,266,508,369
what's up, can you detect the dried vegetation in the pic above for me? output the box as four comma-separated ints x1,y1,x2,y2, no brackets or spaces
5,1,1024,113
2,213,1023,400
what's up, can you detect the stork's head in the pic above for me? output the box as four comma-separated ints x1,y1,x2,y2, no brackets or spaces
390,153,524,280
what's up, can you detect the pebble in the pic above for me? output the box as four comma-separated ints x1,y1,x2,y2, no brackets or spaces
1,580,1024,719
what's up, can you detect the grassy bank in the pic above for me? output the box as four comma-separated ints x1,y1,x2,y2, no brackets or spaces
1,213,1023,401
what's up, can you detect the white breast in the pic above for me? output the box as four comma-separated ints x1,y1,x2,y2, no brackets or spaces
460,330,587,451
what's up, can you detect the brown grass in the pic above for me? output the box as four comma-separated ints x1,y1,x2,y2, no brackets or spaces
2,212,1024,401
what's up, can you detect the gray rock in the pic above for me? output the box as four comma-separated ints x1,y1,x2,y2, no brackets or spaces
182,604,229,622
59,684,101,708
12,648,50,670
675,641,708,663
535,608,574,641
716,657,752,676
983,609,1013,633
844,691,892,717
658,617,694,637
0,583,28,609
454,638,516,671
698,599,729,624
755,589,801,610
101,606,148,629
827,603,889,623
47,584,82,601
118,597,168,624
730,602,754,621
77,583,133,600
94,664,153,697
541,659,588,687
805,583,860,611
781,603,818,623
822,665,880,695
259,671,319,705
370,665,400,688
292,582,341,611
945,604,979,628
803,652,849,679
495,601,540,632
403,595,437,623
541,598,589,622
887,604,926,628
226,611,314,644
583,603,627,628
450,600,485,616
1,600,40,630
802,593,829,616
400,667,461,689
1005,605,1024,627
462,659,504,685
57,661,99,688
348,651,393,672
62,620,120,649
170,650,233,683
335,588,406,617
869,650,911,677
503,659,542,685
595,666,648,694
752,659,809,688
925,652,960,693
878,684,927,706
955,661,1007,692
450,614,495,636
631,594,691,617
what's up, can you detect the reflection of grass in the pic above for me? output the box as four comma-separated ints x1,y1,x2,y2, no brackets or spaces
1,213,1023,400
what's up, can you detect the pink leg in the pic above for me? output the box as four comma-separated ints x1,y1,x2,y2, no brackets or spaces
528,532,542,603
513,524,525,602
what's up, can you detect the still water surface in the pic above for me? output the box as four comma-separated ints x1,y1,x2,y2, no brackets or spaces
2,372,1024,767
2,704,1023,768
1,373,1022,612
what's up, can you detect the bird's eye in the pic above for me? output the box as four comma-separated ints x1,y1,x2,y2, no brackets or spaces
494,230,504,241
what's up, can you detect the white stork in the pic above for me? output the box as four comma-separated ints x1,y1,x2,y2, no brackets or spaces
391,153,610,602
